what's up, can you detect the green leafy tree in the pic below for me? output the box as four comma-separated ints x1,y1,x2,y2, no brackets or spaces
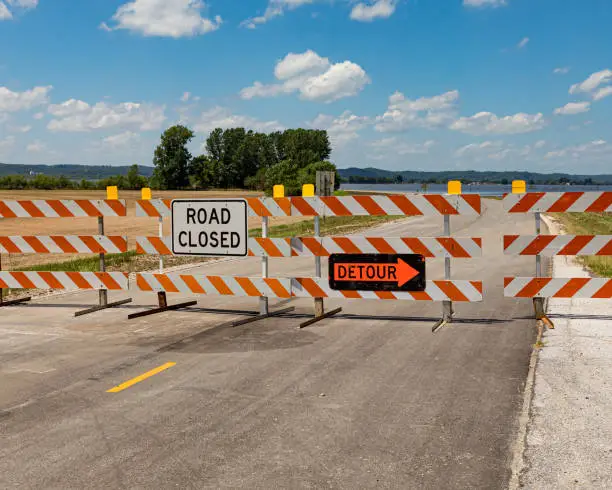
297,161,340,191
153,125,194,189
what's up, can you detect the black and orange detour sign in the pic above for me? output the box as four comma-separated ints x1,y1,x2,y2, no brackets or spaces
329,254,426,292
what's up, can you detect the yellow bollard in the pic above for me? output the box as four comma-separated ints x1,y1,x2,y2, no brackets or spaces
448,180,462,195
106,186,118,200
141,187,152,200
302,184,315,197
512,180,526,194
273,185,285,198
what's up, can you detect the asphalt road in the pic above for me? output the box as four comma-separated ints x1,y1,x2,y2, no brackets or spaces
0,199,538,489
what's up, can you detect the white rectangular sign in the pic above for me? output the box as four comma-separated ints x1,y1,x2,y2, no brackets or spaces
171,199,248,257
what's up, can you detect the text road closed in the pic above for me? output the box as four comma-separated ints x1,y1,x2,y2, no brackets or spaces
171,199,248,256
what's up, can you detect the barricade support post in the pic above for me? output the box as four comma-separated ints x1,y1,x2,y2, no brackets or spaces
75,187,132,317
127,188,196,320
509,181,552,328
300,171,342,328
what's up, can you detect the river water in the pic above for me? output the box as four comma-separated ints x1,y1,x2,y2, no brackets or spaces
340,183,612,196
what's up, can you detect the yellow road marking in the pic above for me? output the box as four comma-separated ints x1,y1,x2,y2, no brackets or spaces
106,362,176,393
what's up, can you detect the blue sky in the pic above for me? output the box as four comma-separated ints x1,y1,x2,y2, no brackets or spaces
1,0,611,173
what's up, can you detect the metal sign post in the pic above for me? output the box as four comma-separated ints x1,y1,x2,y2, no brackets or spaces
75,187,132,317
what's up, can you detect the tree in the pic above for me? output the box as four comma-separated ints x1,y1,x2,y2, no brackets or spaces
152,125,194,189
190,155,220,189
127,164,148,189
297,161,340,191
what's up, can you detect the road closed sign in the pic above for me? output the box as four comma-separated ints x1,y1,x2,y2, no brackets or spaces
171,199,248,257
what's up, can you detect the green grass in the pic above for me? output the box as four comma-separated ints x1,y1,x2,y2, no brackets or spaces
250,215,403,238
19,251,138,273
556,212,612,277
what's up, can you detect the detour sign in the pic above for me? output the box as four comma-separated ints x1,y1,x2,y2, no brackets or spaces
329,254,426,292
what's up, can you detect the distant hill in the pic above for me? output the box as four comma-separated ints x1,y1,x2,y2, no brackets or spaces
339,167,612,185
0,163,154,180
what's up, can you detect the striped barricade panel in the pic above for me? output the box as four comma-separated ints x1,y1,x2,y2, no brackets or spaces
503,192,612,213
0,236,128,254
291,277,483,302
290,194,482,217
136,237,292,257
0,271,129,290
504,235,612,256
134,273,292,298
135,198,292,218
504,277,612,299
291,237,483,258
0,200,127,218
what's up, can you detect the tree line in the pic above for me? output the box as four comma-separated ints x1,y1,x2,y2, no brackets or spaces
151,125,339,195
0,165,148,190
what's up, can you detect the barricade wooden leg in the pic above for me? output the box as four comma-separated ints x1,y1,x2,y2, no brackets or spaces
433,214,454,332
534,213,554,329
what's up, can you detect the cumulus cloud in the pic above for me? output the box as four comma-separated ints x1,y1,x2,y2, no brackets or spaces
0,86,52,112
102,0,222,38
593,86,612,102
1,0,38,20
26,140,46,153
103,131,140,147
47,98,166,132
463,0,507,7
569,69,612,96
374,90,459,132
240,50,370,103
350,0,396,22
455,140,547,161
545,140,610,160
517,37,529,49
309,111,370,145
554,67,570,75
553,101,591,116
450,111,546,135
194,106,284,134
241,0,313,29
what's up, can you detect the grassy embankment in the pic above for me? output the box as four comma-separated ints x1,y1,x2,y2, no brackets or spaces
556,212,612,277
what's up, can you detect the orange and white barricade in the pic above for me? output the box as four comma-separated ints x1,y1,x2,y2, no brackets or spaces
136,236,292,257
0,192,132,315
502,188,612,327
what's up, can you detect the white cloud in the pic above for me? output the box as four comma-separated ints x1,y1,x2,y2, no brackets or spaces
0,135,15,150
554,67,570,75
180,92,191,102
350,0,396,22
593,86,612,102
463,0,507,7
103,131,140,147
241,0,313,29
450,111,546,135
517,37,529,49
102,0,222,38
194,106,284,134
310,111,370,145
0,2,12,20
240,50,370,103
0,86,52,112
1,0,37,20
569,69,612,96
26,140,46,153
33,112,45,120
545,140,610,160
553,101,591,116
375,90,459,132
454,140,503,158
10,124,32,133
47,99,166,132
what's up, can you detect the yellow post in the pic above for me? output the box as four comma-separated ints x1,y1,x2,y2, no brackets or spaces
106,186,118,200
273,185,285,198
512,180,527,194
141,187,152,200
448,180,462,195
302,184,315,197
